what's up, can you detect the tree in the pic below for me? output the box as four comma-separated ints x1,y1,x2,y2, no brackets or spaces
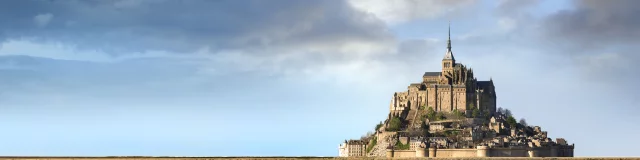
375,121,383,131
435,112,446,121
497,107,504,114
387,116,402,131
519,118,528,127
467,103,475,110
472,108,480,118
506,116,517,128
426,107,436,120
421,122,430,136
504,108,512,117
483,110,491,120
452,109,465,119
366,136,378,153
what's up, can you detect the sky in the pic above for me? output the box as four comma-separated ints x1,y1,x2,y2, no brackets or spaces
0,0,638,157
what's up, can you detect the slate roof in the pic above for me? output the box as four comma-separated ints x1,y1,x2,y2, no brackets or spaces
409,83,422,87
423,72,442,77
347,140,367,145
476,81,493,89
443,50,455,60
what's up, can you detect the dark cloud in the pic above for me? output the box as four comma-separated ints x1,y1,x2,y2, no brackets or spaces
0,0,390,55
536,0,640,98
541,0,640,52
495,0,540,16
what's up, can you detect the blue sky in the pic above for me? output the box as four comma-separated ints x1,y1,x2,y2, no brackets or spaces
0,0,639,157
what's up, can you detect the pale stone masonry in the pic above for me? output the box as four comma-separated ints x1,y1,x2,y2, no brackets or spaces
388,24,496,126
340,24,574,158
339,140,368,157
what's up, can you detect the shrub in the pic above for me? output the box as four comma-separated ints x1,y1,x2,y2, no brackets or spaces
375,121,383,131
506,116,517,128
394,141,411,150
386,117,402,131
467,103,475,110
366,136,377,153
483,110,491,120
426,107,436,120
472,109,480,118
435,112,446,121
452,109,465,119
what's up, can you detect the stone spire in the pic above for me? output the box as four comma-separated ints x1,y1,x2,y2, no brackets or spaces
443,21,455,60
447,21,452,51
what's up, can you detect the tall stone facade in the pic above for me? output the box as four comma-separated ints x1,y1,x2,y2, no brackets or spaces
388,25,497,120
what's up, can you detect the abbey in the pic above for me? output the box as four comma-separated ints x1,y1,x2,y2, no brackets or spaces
389,25,496,121
340,24,573,158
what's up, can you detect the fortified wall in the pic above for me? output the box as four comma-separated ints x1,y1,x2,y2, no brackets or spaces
385,145,575,158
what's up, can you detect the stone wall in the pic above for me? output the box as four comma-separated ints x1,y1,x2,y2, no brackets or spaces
391,150,416,158
437,149,477,157
490,148,528,157
427,87,436,110
438,88,452,112
386,146,574,158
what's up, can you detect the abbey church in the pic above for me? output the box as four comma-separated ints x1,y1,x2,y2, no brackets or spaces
341,24,573,158
389,25,497,122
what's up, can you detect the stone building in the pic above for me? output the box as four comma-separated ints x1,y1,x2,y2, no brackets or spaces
388,24,497,122
338,140,368,157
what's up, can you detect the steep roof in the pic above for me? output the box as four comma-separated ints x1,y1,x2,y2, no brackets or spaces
347,140,367,145
476,81,493,89
443,21,455,61
423,72,442,77
443,50,455,60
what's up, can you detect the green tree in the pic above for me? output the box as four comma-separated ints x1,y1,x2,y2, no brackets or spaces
421,122,430,136
506,116,517,128
366,136,377,153
504,109,513,117
472,108,480,118
375,121,383,131
426,107,436,120
483,110,491,120
394,141,411,150
387,116,402,131
435,112,445,121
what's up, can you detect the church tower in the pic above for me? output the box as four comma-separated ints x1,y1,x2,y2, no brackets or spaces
442,22,455,76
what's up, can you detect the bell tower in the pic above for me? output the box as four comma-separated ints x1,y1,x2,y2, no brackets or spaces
442,22,455,76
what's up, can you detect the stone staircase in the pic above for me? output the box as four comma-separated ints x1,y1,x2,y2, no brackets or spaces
368,134,397,157
411,109,426,128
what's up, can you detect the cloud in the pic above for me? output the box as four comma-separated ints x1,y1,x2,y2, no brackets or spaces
541,0,640,50
0,0,390,55
495,0,540,15
537,0,640,90
33,13,54,28
0,0,487,87
0,0,408,86
492,0,541,33
347,0,478,25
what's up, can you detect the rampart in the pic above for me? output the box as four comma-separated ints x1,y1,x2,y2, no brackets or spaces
385,145,574,158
